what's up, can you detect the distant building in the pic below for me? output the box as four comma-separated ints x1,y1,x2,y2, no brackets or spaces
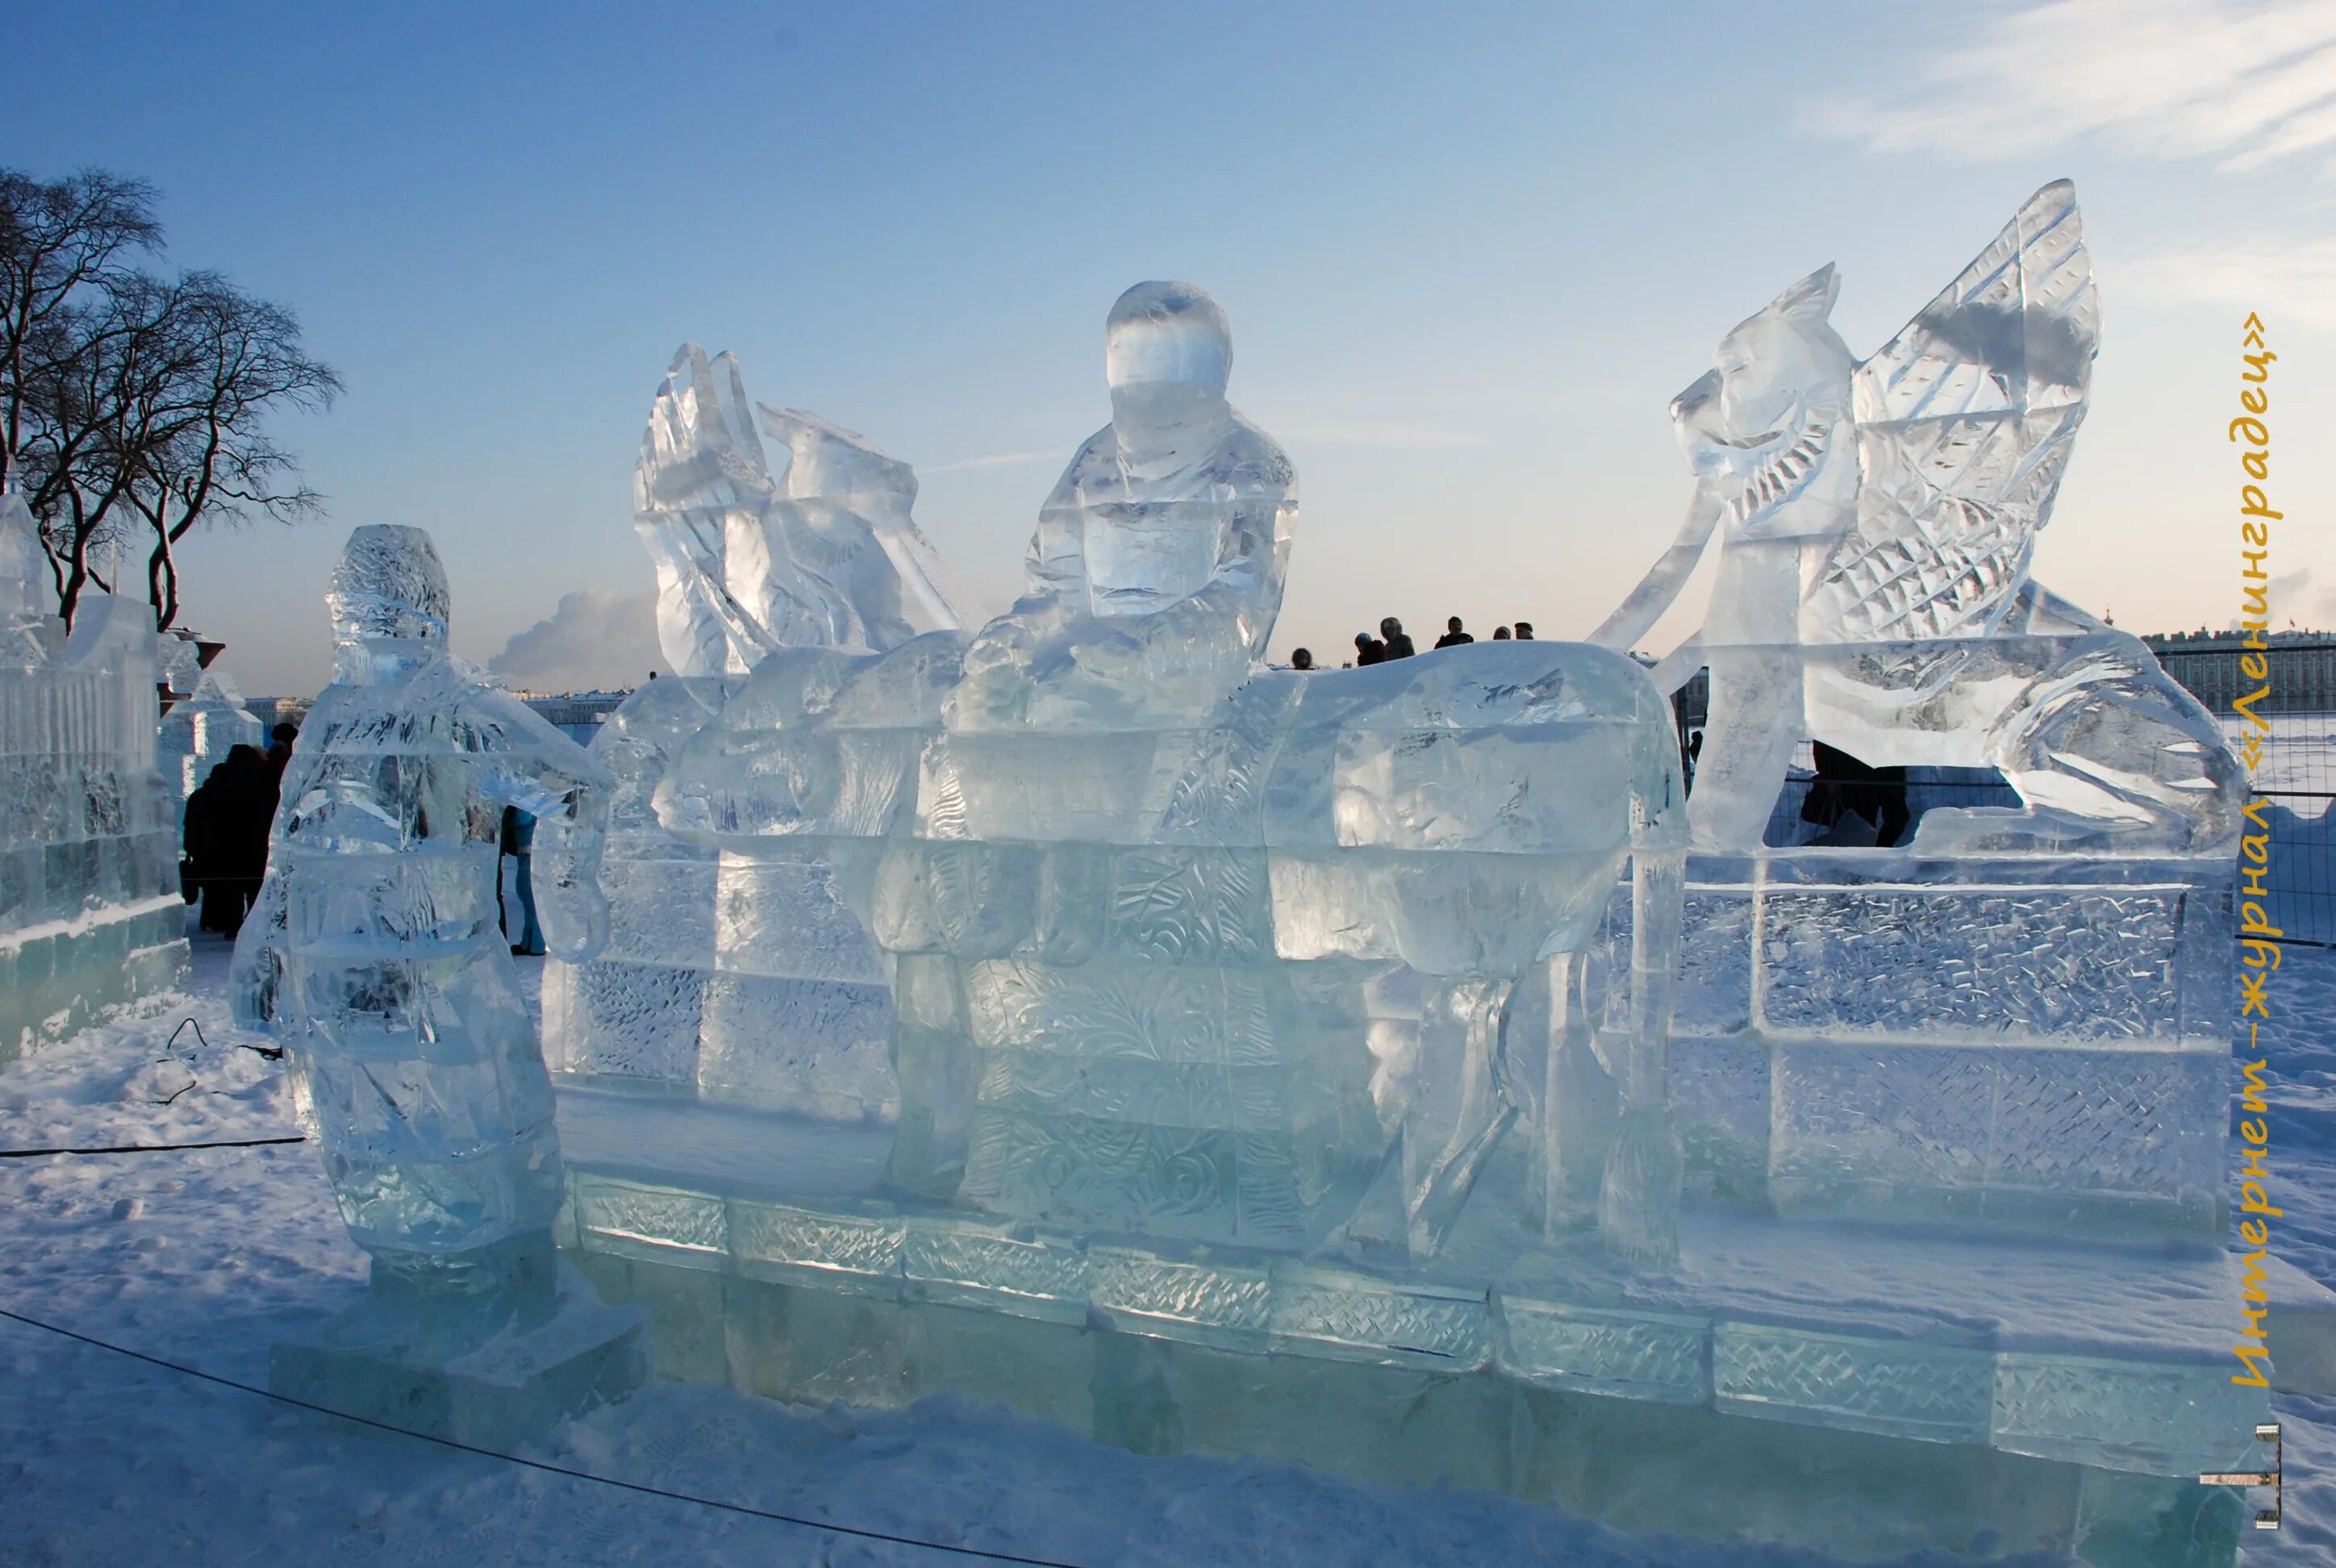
2143,629,2336,715
519,689,632,746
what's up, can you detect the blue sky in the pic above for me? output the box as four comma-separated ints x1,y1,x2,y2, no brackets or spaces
7,0,2334,692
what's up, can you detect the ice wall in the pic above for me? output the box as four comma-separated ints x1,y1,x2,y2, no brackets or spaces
0,495,189,1063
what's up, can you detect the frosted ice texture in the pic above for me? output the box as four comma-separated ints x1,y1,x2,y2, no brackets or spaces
157,665,265,805
0,494,186,1062
544,677,725,1087
635,344,966,677
1594,181,2242,854
233,525,612,1277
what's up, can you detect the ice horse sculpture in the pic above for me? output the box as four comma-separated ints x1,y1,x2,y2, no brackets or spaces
234,525,645,1445
0,493,188,1064
544,346,967,1111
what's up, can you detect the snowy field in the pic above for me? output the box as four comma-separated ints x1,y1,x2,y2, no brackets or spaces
2,920,2331,1566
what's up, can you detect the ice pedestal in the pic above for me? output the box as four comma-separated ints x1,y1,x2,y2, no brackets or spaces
533,824,2276,1564
1659,849,2232,1239
271,1234,649,1451
549,1135,2263,1566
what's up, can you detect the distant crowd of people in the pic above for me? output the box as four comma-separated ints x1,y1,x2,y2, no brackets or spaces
1283,615,1535,672
181,724,298,937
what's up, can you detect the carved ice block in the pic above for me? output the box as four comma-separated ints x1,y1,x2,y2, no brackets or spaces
1649,852,2233,1236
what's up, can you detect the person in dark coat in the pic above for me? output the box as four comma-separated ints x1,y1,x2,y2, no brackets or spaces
214,744,277,936
1800,740,1911,848
498,804,547,955
266,722,298,782
1492,626,1512,640
1354,631,1386,666
1433,616,1474,649
1289,648,1315,670
1379,617,1416,659
1512,620,1535,640
187,747,269,936
182,765,223,920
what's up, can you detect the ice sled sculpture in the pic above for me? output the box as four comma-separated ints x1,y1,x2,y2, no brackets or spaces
658,281,1690,1262
546,347,969,1111
537,257,2276,1564
234,525,644,1443
0,493,188,1062
1593,181,2242,855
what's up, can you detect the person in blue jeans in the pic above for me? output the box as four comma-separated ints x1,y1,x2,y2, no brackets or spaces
501,804,546,955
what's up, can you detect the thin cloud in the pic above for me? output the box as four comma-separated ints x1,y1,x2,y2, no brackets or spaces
923,451,1059,473
1804,0,2336,173
2117,234,2336,330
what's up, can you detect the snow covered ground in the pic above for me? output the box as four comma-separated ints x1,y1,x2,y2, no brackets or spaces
2,918,2331,1566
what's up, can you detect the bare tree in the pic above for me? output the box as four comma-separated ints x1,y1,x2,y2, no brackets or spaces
1,168,338,630
0,169,160,497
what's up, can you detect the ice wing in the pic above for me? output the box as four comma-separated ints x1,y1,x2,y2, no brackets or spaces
633,344,782,677
1812,181,2100,642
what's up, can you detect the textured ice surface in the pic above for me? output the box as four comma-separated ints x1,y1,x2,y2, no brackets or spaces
0,495,186,1064
1595,181,2242,856
157,665,265,806
234,525,613,1274
634,344,966,677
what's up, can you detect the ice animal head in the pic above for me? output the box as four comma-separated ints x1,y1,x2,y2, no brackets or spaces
1672,266,1855,503
329,525,451,652
1106,281,1233,446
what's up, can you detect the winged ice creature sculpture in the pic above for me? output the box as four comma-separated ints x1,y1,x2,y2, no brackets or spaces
1592,181,2241,854
634,344,967,677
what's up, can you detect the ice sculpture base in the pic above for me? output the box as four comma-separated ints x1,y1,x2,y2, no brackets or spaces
1654,849,2234,1241
549,1086,2284,1566
270,1257,650,1452
0,894,187,1067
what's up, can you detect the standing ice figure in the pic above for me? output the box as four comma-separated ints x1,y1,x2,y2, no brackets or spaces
233,529,641,1443
946,281,1295,730
1593,181,2240,853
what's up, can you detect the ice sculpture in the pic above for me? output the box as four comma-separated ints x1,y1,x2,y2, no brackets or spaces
635,343,966,676
156,665,265,811
526,255,2282,1562
945,280,1294,731
655,281,1690,1262
235,525,644,1443
548,346,968,1114
0,492,188,1062
1593,181,2242,854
